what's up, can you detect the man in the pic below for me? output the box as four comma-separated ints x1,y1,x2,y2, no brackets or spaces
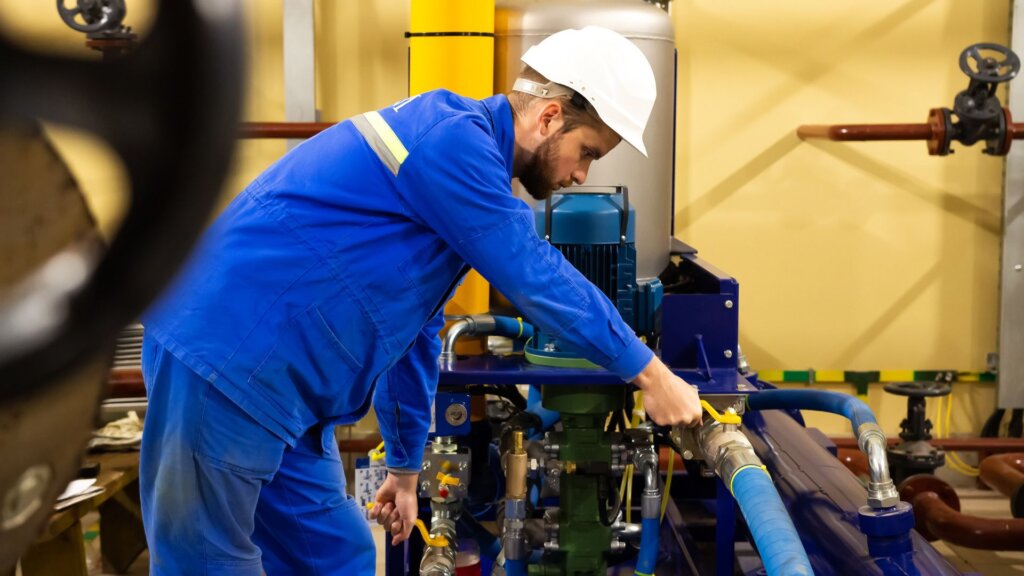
139,25,702,575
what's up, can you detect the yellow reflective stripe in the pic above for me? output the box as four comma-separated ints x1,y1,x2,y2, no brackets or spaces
364,111,408,166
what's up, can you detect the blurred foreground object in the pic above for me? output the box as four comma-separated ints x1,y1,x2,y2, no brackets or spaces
0,0,243,569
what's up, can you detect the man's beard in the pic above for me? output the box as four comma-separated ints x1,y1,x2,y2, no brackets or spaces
518,131,563,201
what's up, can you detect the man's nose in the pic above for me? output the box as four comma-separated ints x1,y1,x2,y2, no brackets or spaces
572,167,588,185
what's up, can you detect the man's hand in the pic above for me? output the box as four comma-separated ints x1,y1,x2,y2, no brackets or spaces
369,472,419,545
632,356,702,427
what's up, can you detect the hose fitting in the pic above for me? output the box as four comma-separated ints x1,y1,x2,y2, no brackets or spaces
859,423,900,509
503,431,529,563
419,501,458,576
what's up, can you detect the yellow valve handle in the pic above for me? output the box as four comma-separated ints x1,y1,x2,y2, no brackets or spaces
369,441,386,462
701,400,742,425
436,472,461,487
364,503,450,547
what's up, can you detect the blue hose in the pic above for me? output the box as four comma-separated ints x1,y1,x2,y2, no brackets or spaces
635,517,660,575
491,315,534,341
731,466,813,576
505,558,527,576
526,384,560,438
746,389,876,435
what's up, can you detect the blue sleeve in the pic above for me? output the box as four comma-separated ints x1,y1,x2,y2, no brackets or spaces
396,115,653,381
373,309,446,474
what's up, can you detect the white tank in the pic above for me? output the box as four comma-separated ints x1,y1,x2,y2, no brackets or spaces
495,0,676,279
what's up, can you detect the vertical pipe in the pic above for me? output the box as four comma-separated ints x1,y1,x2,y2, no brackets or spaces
715,479,736,576
409,0,496,336
283,0,316,150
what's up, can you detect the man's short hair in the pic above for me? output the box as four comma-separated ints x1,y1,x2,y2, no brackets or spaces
507,65,606,134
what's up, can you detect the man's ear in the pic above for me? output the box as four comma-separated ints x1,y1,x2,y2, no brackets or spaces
538,101,563,137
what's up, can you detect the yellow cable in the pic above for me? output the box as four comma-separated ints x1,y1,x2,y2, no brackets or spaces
938,391,980,476
660,451,673,522
364,503,449,547
626,464,634,524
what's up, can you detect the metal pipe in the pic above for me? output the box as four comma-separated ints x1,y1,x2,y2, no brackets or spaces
238,122,332,139
910,491,1024,550
440,316,484,363
837,448,869,479
797,123,935,141
861,428,900,509
979,452,1024,518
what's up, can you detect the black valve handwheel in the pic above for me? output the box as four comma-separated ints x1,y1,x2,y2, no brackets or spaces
883,381,953,398
959,42,1020,84
56,0,126,34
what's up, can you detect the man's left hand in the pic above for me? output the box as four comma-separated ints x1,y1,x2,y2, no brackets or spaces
369,472,419,545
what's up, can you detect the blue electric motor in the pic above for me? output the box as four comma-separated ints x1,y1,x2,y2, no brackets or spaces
526,186,662,368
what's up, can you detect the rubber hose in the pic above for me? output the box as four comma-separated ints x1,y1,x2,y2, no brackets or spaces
527,384,560,438
747,389,876,435
731,467,813,576
505,558,528,576
492,315,534,341
635,517,660,575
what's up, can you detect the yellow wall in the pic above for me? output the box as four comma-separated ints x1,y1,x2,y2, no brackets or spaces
6,2,1006,438
673,1,1007,435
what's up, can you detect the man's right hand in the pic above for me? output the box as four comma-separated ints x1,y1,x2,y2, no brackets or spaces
631,356,702,427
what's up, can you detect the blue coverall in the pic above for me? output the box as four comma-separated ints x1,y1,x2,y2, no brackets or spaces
140,90,654,574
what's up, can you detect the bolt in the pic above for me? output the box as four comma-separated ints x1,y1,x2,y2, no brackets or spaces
724,300,734,309
420,482,430,493
458,461,468,471
724,349,734,359
422,460,431,470
682,450,694,460
1016,264,1022,272
3,465,51,531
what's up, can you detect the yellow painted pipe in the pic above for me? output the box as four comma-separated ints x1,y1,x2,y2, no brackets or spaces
410,0,495,350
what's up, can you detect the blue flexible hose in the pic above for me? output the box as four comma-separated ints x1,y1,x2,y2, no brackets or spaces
505,558,528,576
746,389,876,435
635,517,660,575
527,384,560,438
492,315,534,341
731,466,813,576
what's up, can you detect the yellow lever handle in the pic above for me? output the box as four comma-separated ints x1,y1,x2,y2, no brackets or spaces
436,472,461,486
701,399,742,425
365,503,449,547
368,441,386,462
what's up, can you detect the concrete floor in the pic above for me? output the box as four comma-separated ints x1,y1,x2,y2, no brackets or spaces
79,490,1022,575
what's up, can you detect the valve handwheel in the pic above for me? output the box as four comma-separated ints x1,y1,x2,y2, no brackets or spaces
960,42,1020,83
57,0,127,34
883,381,952,398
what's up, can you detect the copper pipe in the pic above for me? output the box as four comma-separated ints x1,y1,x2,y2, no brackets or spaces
239,122,334,139
108,367,145,398
837,448,869,479
797,123,934,141
912,492,1024,550
979,453,1024,518
336,437,385,453
830,436,1024,453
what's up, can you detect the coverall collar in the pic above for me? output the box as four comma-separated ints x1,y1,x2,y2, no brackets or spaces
481,94,515,180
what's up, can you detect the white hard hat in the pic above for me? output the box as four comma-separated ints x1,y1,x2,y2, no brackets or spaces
516,26,656,157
